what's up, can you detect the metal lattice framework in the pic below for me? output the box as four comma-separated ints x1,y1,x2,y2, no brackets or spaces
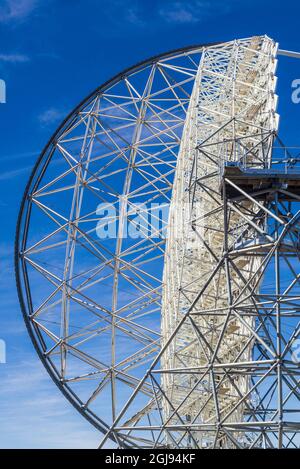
16,36,300,449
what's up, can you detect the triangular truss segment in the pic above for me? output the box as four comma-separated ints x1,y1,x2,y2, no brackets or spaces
16,37,300,449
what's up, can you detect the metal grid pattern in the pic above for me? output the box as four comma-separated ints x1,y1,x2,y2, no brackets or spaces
15,37,300,449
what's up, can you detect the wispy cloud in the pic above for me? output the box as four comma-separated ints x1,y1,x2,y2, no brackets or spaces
0,165,32,181
0,0,38,24
0,357,101,448
38,107,66,127
99,0,231,32
0,53,29,63
158,1,217,24
125,6,145,26
1,150,38,162
98,1,145,30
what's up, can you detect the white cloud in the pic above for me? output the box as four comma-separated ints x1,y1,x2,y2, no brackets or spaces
0,165,32,181
158,1,219,24
0,53,29,63
0,357,101,448
1,150,38,162
38,107,66,126
0,0,38,24
126,6,145,26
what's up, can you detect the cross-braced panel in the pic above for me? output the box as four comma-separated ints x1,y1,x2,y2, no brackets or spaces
16,37,300,449
16,45,205,445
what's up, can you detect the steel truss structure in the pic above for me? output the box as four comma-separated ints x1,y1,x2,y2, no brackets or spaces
16,36,300,449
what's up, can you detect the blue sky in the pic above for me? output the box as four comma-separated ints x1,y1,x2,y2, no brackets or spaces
1,0,300,448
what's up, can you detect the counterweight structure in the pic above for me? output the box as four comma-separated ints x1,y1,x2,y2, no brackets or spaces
16,36,300,449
